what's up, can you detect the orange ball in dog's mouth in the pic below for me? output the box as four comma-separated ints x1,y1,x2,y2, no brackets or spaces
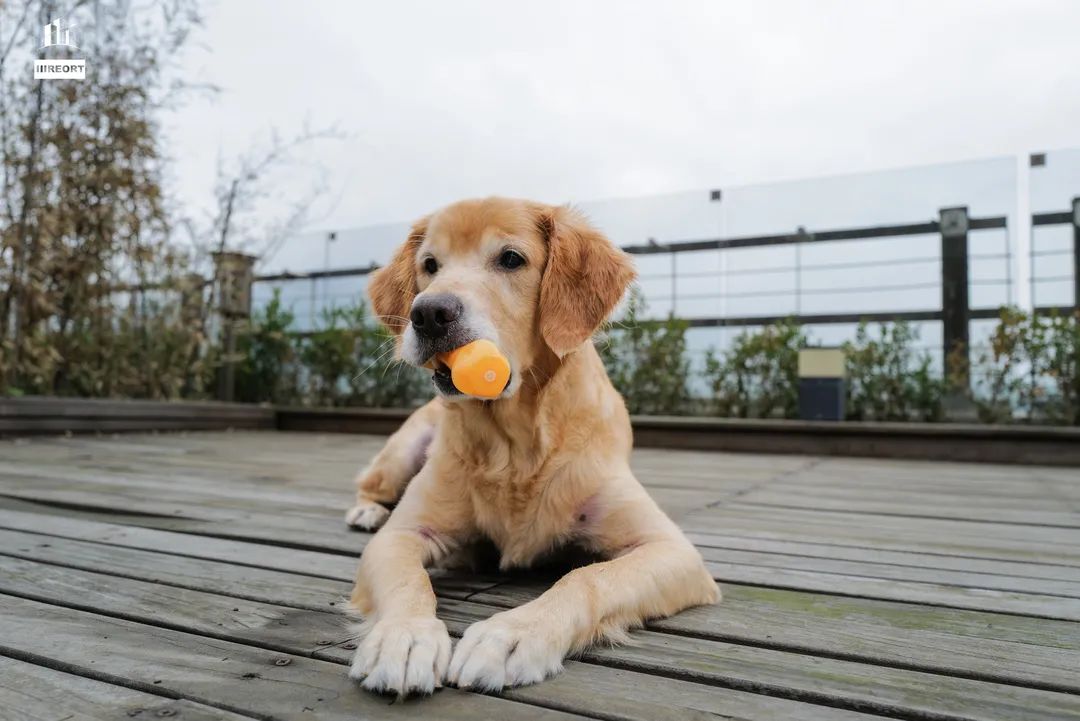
436,339,511,399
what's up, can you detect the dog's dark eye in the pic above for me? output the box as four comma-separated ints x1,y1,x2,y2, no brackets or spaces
497,249,526,271
422,257,438,275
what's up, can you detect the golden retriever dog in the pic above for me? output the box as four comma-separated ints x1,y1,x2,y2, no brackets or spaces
345,197,719,695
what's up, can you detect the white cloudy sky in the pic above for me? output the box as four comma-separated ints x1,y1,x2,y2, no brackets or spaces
166,0,1080,236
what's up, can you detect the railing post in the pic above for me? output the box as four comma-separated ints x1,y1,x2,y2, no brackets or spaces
940,206,970,382
1073,197,1080,310
670,252,677,316
211,252,256,403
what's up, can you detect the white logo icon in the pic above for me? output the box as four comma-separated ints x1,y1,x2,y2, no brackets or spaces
41,17,79,50
35,15,85,80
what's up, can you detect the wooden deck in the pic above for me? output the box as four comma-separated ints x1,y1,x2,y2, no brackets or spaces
0,430,1078,720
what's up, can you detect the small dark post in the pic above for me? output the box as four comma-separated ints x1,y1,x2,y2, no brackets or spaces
940,206,970,380
1073,197,1080,310
212,252,256,403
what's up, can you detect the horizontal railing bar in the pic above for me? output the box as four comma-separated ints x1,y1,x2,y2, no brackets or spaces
668,305,1074,329
663,255,950,280
1032,211,1073,226
677,310,944,327
255,263,380,282
646,276,1008,302
261,250,1016,287
622,215,1007,255
252,214,1017,283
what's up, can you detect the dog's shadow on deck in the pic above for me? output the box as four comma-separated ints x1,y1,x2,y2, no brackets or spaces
427,537,606,597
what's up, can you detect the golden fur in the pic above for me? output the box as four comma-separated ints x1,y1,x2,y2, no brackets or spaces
346,197,719,695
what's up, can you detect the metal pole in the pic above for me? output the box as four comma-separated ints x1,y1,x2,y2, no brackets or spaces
670,252,677,316
1073,197,1080,310
324,231,336,310
794,226,804,316
940,206,970,382
1003,219,1012,306
1029,222,1036,311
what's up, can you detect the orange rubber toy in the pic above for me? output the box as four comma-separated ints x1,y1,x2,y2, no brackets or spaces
438,339,510,399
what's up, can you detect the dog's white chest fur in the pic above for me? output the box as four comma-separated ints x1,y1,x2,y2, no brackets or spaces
463,465,600,570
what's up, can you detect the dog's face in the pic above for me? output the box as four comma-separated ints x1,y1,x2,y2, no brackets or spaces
369,197,635,400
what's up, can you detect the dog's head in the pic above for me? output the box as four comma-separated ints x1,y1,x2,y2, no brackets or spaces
369,197,635,400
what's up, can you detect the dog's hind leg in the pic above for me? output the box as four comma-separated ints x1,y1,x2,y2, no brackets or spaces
345,399,443,530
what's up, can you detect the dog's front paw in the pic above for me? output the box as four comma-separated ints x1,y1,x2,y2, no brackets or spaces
349,616,451,696
447,612,566,691
345,500,390,531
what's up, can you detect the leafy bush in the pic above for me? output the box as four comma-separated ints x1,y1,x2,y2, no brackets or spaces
300,305,366,406
704,319,806,419
346,308,431,408
966,307,1028,423
970,308,1080,424
1032,310,1080,424
296,300,430,408
2,294,204,401
843,321,944,422
597,289,692,415
234,290,301,405
229,294,426,408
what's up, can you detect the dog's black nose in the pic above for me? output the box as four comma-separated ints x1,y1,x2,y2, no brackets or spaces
410,294,463,339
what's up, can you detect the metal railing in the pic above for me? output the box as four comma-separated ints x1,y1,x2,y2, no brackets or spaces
1031,198,1080,311
248,201,1080,376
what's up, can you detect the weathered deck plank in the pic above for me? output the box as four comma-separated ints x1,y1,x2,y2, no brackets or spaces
1,430,1079,719
0,594,590,721
0,593,886,721
3,503,1080,699
11,553,1077,720
0,656,256,721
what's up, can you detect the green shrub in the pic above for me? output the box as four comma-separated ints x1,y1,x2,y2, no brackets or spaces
970,308,1080,424
1032,310,1080,424
843,321,943,422
703,319,806,418
345,303,431,408
297,306,357,406
597,289,692,415
210,292,430,408
7,295,204,401
295,299,429,408
234,290,301,405
967,307,1027,423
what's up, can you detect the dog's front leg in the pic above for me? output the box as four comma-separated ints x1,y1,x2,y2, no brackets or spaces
447,488,719,691
345,399,443,530
348,465,473,695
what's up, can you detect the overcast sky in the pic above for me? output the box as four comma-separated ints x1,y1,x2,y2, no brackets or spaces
166,0,1080,235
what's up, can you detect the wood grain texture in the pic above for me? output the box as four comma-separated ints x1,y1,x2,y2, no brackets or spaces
2,429,1080,719
5,547,1080,719
0,656,256,721
5,516,1080,696
0,594,588,721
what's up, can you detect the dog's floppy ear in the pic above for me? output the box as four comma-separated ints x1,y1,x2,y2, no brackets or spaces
536,206,636,357
369,217,428,335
